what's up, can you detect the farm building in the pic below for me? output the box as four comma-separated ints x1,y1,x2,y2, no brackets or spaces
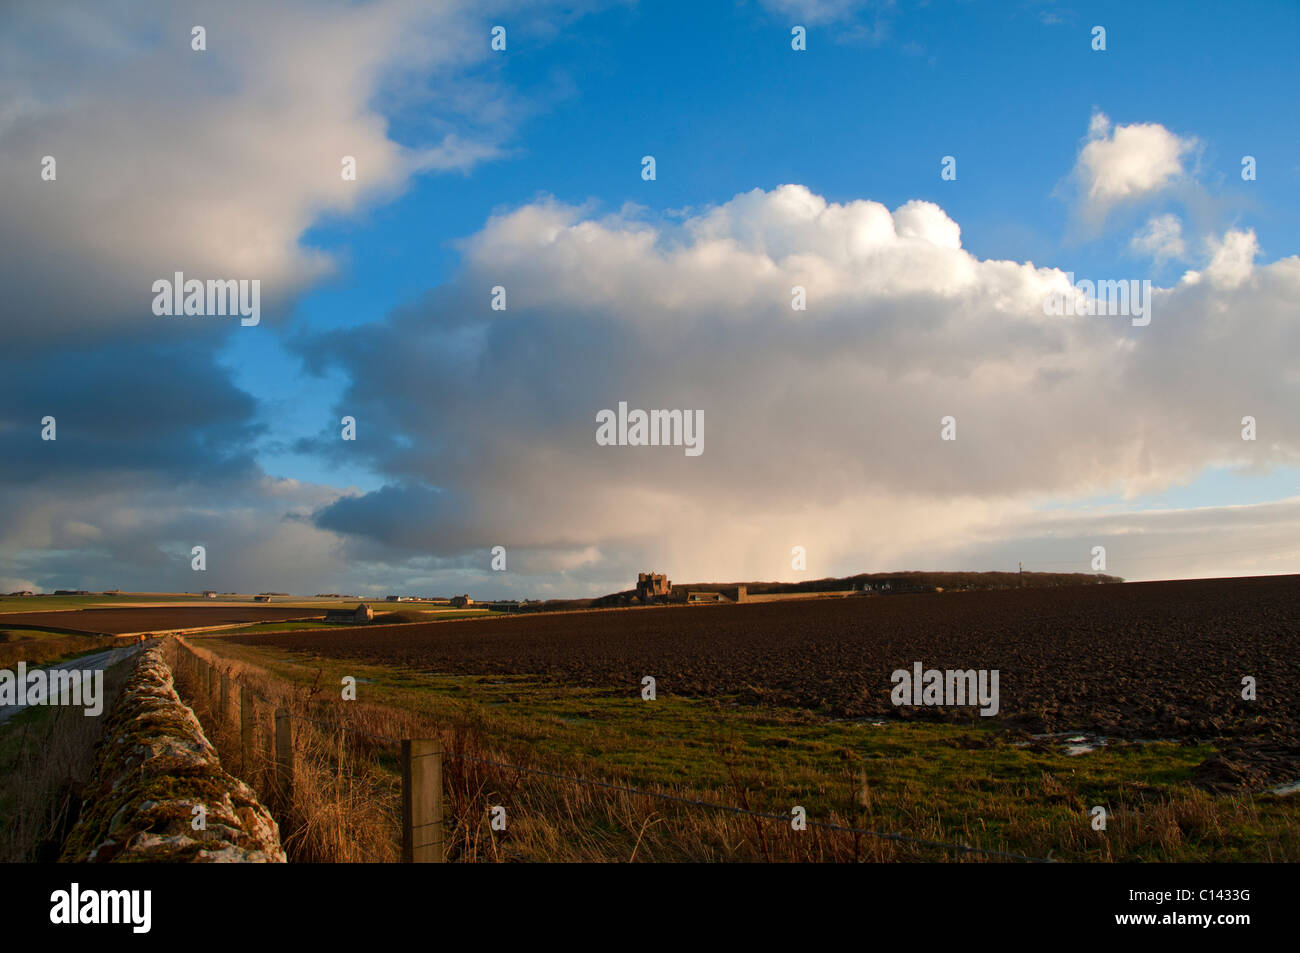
687,590,726,603
253,594,271,603
450,594,474,608
685,585,748,604
636,572,671,603
325,603,373,625
203,590,217,599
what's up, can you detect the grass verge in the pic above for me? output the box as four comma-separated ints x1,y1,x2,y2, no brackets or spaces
0,654,134,861
173,633,1300,862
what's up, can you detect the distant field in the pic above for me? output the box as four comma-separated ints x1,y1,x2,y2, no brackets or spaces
0,596,497,637
221,575,1300,786
209,609,498,636
0,627,82,641
0,594,285,615
0,594,473,615
0,595,199,614
198,575,1300,861
371,608,495,623
741,589,855,603
219,621,340,634
0,606,326,635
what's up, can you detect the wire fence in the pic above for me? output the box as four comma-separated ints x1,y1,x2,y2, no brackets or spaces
167,636,1057,863
169,638,406,862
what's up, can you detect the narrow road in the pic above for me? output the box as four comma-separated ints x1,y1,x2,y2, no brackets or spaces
0,640,151,725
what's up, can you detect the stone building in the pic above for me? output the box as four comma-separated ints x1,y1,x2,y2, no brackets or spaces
636,572,671,603
326,603,373,624
687,585,748,604
687,590,725,603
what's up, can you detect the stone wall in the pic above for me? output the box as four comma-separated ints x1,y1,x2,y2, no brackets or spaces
61,645,285,863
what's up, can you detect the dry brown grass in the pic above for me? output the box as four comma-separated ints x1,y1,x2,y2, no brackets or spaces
167,637,407,862
0,632,110,669
0,657,132,862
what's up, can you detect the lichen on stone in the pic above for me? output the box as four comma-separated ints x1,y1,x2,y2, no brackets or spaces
61,646,286,863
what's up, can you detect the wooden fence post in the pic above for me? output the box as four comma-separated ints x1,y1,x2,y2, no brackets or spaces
401,739,444,863
274,708,293,806
219,671,229,724
240,688,253,777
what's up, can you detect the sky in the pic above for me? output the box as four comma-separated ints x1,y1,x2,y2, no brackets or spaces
3,0,1299,599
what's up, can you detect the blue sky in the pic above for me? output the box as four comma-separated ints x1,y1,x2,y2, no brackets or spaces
227,0,1300,506
5,0,1300,596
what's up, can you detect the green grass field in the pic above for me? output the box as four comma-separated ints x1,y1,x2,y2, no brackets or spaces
0,627,88,641
0,629,115,668
0,596,146,614
220,621,340,634
0,594,494,615
218,610,497,636
190,634,1299,861
0,593,238,614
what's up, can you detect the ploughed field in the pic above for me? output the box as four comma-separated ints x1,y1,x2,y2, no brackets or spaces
0,606,324,635
223,576,1300,779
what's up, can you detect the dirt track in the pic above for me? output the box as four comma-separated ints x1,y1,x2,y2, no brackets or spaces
222,575,1300,783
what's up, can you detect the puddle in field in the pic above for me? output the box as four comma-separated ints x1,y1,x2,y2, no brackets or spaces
1012,731,1110,756
1270,780,1300,796
1062,734,1107,756
1013,732,1181,756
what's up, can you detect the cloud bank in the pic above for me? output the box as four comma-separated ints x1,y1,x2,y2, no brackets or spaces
302,185,1300,589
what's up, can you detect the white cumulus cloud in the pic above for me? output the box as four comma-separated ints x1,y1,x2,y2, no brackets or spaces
1074,111,1196,221
1131,214,1187,263
305,186,1300,588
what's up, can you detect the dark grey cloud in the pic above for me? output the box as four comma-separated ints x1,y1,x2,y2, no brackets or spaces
0,0,519,593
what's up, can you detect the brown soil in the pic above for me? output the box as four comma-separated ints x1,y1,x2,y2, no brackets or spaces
221,575,1300,782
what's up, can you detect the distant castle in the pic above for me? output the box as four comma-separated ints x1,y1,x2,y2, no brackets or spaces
636,571,671,603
